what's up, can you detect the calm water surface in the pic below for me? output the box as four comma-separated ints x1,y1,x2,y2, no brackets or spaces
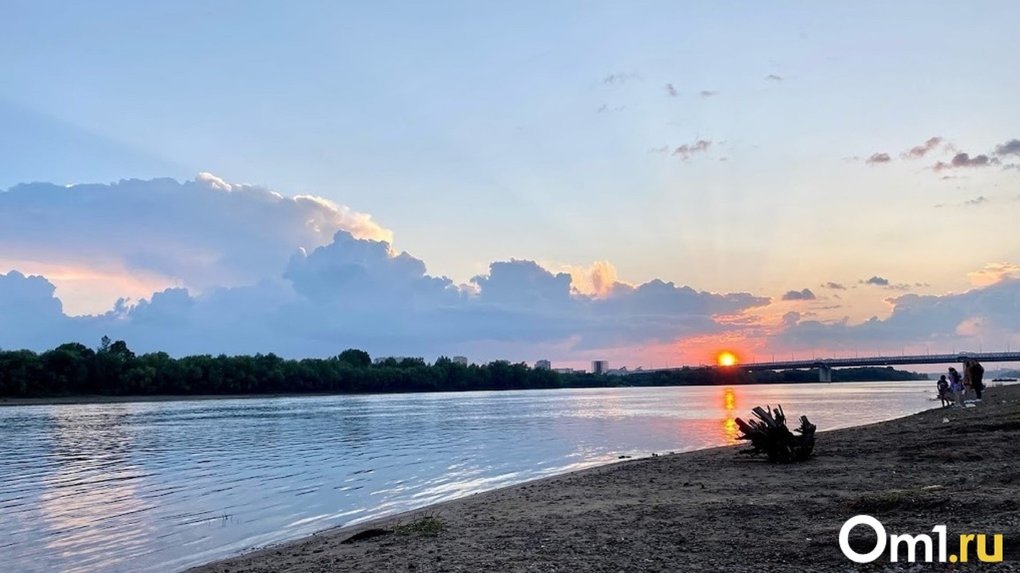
0,381,940,572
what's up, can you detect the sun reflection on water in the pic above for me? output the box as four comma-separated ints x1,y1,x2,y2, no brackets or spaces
721,387,740,444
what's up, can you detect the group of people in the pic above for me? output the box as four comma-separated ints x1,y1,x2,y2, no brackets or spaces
936,359,985,408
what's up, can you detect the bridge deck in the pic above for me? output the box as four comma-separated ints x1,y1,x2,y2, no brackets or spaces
738,351,1020,371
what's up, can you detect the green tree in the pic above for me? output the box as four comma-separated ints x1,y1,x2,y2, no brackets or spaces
338,348,371,368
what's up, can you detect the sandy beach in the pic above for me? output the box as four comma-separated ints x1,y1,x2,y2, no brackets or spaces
191,385,1020,572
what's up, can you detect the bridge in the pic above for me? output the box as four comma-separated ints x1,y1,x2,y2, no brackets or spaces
735,351,1020,382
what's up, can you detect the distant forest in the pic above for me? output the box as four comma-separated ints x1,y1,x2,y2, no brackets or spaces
0,338,928,398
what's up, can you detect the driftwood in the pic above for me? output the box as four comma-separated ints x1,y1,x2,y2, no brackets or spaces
735,404,816,463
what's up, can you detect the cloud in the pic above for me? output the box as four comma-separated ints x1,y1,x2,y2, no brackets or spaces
765,74,783,81
283,231,455,307
776,277,1020,351
0,270,65,324
0,176,775,361
968,262,1020,286
964,196,989,206
665,83,678,97
781,288,816,301
559,261,621,298
699,90,719,98
994,139,1020,157
0,174,392,313
866,152,891,165
603,72,638,85
901,136,944,159
672,139,712,160
857,275,912,291
821,282,847,290
0,270,109,351
933,152,996,171
596,104,626,114
922,138,1018,172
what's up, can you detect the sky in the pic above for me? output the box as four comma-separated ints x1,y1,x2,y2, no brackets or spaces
1,1,1019,368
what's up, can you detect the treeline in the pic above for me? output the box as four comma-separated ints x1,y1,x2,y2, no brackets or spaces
0,338,926,399
0,339,570,398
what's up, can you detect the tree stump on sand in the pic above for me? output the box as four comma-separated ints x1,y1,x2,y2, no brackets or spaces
735,404,816,463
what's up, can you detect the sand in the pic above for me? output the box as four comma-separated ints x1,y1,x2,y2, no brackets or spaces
191,385,1020,572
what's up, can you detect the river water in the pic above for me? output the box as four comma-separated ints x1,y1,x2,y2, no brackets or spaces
0,381,940,572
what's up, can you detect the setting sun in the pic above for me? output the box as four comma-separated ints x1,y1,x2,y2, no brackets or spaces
717,351,738,367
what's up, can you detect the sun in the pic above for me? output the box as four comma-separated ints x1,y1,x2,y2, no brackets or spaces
717,351,738,367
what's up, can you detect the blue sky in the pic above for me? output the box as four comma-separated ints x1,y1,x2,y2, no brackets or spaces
2,2,1019,365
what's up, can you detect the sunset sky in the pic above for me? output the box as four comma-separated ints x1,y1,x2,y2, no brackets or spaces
2,2,1019,368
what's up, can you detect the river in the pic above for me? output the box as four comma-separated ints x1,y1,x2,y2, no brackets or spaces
0,380,940,572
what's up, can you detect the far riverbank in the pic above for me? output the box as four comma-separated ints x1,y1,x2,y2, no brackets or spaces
0,368,929,408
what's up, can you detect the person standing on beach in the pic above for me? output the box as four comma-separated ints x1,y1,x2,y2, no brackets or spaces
968,359,985,401
963,360,973,399
937,375,951,408
948,367,965,406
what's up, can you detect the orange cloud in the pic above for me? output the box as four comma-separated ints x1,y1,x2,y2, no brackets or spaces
557,260,625,298
0,259,177,316
967,262,1020,287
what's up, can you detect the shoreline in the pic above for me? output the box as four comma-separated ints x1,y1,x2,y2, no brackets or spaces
191,385,1020,572
0,378,931,408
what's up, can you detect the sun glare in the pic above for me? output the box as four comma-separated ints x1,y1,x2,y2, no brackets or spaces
717,351,738,367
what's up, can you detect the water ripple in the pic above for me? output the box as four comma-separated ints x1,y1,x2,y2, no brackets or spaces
0,382,936,572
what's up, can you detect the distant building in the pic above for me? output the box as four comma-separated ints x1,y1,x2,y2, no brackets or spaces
452,356,468,366
592,360,608,375
534,359,551,370
553,368,575,374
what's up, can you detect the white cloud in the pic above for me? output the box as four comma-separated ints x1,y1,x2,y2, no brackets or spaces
10,174,1015,364
0,189,772,361
0,174,391,312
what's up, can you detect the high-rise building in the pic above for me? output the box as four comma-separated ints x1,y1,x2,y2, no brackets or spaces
592,360,608,375
452,356,468,365
534,359,551,370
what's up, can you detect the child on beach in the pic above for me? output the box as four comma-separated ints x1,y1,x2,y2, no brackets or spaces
948,367,965,406
937,375,951,408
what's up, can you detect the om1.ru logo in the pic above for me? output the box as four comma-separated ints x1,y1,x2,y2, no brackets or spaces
839,515,1003,564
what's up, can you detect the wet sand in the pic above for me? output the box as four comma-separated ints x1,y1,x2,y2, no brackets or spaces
192,385,1020,572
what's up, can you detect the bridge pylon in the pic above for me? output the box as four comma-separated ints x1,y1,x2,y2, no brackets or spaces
818,365,832,383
